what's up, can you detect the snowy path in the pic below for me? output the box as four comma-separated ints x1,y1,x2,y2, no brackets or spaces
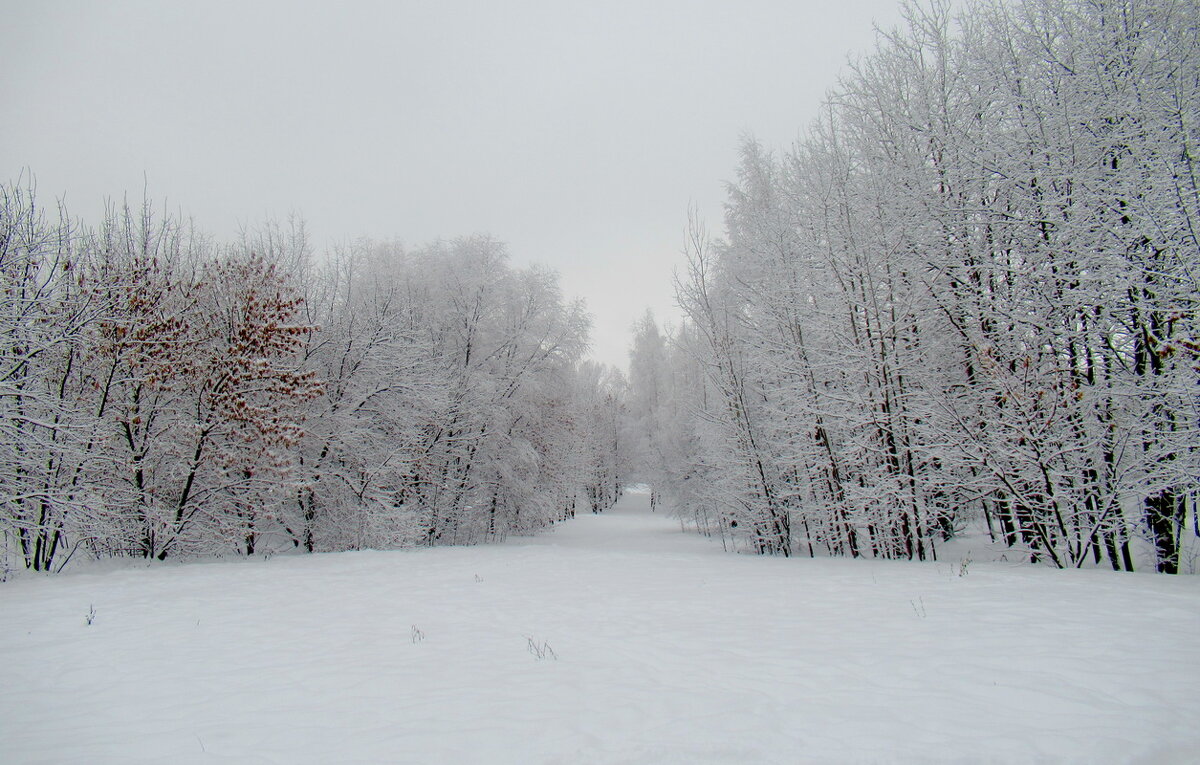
2,489,1199,764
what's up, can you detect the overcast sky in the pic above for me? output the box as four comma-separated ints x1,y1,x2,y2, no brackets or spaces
2,0,907,370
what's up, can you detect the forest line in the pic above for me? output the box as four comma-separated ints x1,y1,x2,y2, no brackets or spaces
3,0,1197,575
626,0,1198,573
0,195,627,572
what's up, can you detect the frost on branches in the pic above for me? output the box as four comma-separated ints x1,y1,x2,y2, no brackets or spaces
286,235,610,552
0,200,625,572
626,0,1199,574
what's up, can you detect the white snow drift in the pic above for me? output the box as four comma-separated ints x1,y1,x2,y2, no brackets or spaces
2,490,1197,764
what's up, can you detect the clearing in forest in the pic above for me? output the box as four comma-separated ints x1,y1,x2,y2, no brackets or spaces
2,489,1197,763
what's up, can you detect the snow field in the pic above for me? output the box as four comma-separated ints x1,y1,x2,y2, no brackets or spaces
2,490,1198,764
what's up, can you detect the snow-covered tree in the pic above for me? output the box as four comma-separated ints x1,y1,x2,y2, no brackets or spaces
632,0,1199,572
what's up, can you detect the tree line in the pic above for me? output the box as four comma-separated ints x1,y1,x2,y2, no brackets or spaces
627,0,1198,573
1,189,628,573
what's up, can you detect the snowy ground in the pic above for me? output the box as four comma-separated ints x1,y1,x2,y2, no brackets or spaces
2,490,1198,764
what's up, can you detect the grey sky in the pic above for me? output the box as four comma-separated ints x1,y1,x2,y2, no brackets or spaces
2,0,905,370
